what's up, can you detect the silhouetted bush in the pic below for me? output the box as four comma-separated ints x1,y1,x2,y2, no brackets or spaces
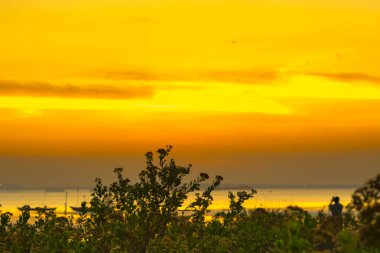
0,148,379,253
352,174,380,250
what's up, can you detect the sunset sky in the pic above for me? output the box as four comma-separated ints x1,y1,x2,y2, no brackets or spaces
1,0,380,187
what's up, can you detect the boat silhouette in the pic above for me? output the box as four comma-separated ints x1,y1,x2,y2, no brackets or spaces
70,206,82,212
70,206,90,213
17,205,56,212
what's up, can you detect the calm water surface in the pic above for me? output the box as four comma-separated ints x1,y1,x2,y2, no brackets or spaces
0,188,355,216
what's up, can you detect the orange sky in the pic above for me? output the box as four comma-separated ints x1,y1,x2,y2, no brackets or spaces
0,0,380,187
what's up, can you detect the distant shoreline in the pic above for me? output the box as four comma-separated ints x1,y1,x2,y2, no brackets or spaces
0,184,360,191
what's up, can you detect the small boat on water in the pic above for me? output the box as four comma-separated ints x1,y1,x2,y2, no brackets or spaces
17,206,57,212
70,206,91,213
70,206,83,212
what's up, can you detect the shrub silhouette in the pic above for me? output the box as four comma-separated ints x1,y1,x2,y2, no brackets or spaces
80,145,229,252
1,147,379,253
352,174,380,249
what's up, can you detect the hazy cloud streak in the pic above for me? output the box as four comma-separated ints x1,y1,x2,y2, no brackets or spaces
0,80,154,99
98,69,281,85
203,70,280,84
305,72,380,83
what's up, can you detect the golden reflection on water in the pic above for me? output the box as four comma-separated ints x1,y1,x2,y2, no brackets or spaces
0,188,354,218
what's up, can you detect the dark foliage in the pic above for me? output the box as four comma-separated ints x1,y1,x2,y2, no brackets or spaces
352,174,380,250
0,147,379,253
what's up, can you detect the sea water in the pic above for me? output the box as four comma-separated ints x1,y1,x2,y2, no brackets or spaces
0,187,355,216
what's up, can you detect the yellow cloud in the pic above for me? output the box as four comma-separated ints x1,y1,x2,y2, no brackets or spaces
0,80,154,99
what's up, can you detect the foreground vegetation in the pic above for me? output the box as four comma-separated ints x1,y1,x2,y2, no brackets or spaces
1,146,379,253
